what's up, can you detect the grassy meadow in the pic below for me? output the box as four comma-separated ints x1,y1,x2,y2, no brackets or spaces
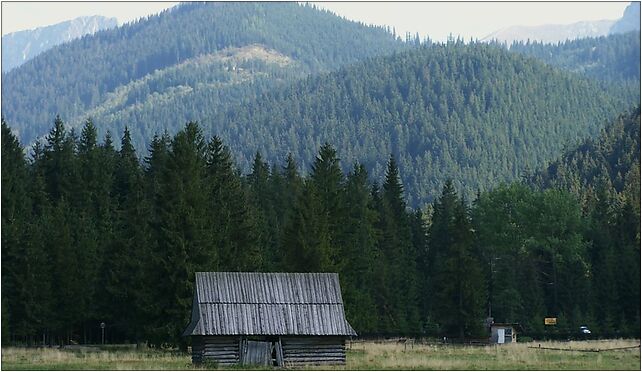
1,339,640,370
341,339,640,370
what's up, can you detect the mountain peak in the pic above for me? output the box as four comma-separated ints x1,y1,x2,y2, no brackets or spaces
2,15,118,72
481,2,640,45
481,19,615,44
610,2,641,34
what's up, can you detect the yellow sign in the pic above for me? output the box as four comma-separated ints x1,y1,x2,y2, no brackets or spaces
544,317,557,325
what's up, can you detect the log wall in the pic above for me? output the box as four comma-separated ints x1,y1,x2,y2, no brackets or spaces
192,335,347,366
281,336,346,366
192,336,240,365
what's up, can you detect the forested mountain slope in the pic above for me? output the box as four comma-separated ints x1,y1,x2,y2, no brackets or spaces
506,32,640,83
94,32,639,149
68,43,304,148
1,2,406,145
193,41,636,207
532,106,640,198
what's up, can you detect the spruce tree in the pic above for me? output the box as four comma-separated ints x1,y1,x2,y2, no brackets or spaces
247,152,275,271
142,132,171,344
282,181,332,272
147,123,211,347
104,127,151,342
585,177,619,331
206,136,260,271
337,163,379,332
309,143,344,265
273,153,303,271
377,156,419,333
47,199,82,344
76,119,110,341
430,181,486,338
42,116,77,201
1,120,52,344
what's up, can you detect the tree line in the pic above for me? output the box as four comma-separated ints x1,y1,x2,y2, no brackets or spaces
2,110,639,347
505,32,640,83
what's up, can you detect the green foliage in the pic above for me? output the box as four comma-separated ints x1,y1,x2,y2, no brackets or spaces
506,32,640,83
4,4,639,213
474,185,590,332
203,42,637,207
337,164,380,333
206,136,261,272
146,122,212,347
530,106,640,334
532,106,641,196
282,181,333,272
430,181,486,338
1,120,51,343
2,2,405,146
1,106,639,345
472,107,640,336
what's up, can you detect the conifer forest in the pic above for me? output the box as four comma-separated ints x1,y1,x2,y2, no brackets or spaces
1,2,640,349
2,107,639,346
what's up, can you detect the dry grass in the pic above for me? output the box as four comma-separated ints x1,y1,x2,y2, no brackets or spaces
1,346,193,370
340,339,641,370
1,339,639,370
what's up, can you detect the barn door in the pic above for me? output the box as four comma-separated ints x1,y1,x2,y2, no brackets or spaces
497,328,505,344
275,338,284,367
241,340,271,366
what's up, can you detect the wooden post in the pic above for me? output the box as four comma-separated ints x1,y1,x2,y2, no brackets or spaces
100,322,105,345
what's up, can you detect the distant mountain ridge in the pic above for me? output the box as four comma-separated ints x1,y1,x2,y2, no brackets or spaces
1,15,118,72
481,20,615,44
610,2,641,34
482,1,640,44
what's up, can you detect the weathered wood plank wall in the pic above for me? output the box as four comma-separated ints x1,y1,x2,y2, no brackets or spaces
240,340,271,366
192,336,240,365
191,337,203,364
282,336,346,366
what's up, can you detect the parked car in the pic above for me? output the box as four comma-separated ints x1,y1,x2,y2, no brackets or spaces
579,326,591,334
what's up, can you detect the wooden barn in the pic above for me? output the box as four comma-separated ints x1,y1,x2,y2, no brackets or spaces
182,272,357,366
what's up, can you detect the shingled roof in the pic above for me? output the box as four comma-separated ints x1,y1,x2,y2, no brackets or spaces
182,272,357,336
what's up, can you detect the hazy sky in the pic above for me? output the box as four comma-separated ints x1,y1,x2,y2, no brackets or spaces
317,2,630,41
1,2,178,34
1,1,631,41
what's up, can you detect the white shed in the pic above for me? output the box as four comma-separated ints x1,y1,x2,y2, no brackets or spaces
490,323,521,344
